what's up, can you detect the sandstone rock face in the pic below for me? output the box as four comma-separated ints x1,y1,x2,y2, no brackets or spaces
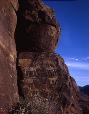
17,52,81,114
0,0,19,113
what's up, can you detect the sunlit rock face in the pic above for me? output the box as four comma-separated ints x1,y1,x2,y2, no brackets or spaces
12,0,82,114
0,0,19,113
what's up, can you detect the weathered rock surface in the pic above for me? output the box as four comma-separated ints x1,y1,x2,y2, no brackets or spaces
0,0,83,114
0,0,19,113
14,52,81,114
12,0,82,114
15,0,60,52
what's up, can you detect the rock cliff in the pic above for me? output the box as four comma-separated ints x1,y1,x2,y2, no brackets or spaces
13,0,82,114
15,0,59,52
16,52,81,114
0,0,19,113
0,0,83,114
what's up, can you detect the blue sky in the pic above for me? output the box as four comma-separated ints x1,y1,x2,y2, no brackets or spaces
44,0,89,86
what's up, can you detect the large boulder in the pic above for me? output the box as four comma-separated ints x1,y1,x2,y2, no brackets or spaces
0,0,19,113
15,0,60,52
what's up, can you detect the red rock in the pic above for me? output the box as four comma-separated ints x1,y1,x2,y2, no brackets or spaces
15,0,60,52
10,0,82,114
16,52,82,114
0,0,83,114
0,0,19,113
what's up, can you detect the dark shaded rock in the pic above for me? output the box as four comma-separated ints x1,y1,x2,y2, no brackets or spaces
16,52,82,114
15,0,60,52
79,93,89,114
79,85,89,96
79,85,89,114
0,0,19,113
8,100,32,114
